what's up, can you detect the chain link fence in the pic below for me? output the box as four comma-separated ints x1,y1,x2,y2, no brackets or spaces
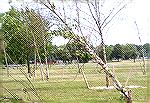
1,0,149,103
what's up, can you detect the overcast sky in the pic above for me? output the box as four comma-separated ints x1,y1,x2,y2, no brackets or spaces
0,0,150,46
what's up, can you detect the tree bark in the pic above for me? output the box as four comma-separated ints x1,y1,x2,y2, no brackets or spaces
86,46,132,102
27,53,30,73
32,31,44,80
3,41,9,76
33,51,37,80
101,43,109,87
44,40,49,80
37,49,44,80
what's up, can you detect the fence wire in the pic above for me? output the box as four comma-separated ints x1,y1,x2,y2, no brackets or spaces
0,1,149,103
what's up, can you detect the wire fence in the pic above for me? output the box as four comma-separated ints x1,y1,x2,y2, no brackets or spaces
1,1,149,103
1,40,149,103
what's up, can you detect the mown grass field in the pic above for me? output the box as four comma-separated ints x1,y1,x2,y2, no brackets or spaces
0,60,149,103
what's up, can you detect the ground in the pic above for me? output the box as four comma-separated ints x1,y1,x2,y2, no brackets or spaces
0,60,149,103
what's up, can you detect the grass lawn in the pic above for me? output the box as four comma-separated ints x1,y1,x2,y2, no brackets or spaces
0,60,149,103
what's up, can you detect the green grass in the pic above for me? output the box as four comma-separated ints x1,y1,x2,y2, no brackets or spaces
0,60,149,103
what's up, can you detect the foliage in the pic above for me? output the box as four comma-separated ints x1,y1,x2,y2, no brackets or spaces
2,7,27,64
112,44,123,61
95,43,149,62
122,44,139,62
2,7,53,65
66,40,92,63
105,45,114,60
143,43,150,58
51,40,92,63
0,13,5,23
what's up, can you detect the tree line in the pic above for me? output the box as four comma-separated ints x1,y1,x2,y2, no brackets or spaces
1,1,148,101
95,43,150,62
0,8,150,66
40,41,150,63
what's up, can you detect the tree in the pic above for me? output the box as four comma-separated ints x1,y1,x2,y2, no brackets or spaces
122,44,131,60
122,44,139,62
143,43,150,58
112,44,123,61
127,44,138,62
2,7,52,80
95,45,114,61
2,8,32,76
32,0,133,102
95,44,104,61
21,7,52,80
2,8,28,64
66,40,92,63
106,45,114,61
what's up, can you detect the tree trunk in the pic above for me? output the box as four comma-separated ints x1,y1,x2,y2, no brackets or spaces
88,47,132,102
81,65,90,89
27,54,30,73
43,40,49,80
31,31,44,80
33,51,37,80
27,53,32,78
133,58,136,63
77,57,82,73
102,43,109,87
37,50,44,80
126,90,132,103
3,41,9,76
142,54,146,75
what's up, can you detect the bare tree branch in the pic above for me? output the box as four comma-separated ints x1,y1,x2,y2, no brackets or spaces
102,2,128,29
100,0,125,28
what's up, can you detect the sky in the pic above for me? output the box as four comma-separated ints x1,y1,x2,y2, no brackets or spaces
0,0,150,46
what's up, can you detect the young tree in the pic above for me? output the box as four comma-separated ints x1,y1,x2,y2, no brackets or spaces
2,8,27,64
2,7,52,80
32,0,133,102
21,8,52,80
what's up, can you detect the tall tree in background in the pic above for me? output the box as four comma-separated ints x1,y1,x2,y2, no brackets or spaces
127,44,138,62
122,44,139,62
66,39,92,63
105,45,114,61
112,44,123,61
143,43,150,58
